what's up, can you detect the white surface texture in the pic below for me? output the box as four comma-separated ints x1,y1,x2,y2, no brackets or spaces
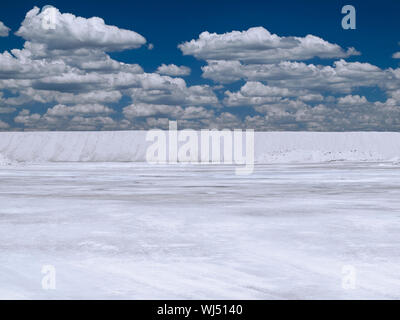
0,131,399,163
0,162,400,299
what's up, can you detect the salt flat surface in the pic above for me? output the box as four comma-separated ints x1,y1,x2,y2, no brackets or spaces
0,162,400,299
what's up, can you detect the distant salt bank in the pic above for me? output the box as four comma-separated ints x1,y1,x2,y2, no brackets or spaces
0,131,399,163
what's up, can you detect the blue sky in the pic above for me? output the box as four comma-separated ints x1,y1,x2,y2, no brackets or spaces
0,0,400,131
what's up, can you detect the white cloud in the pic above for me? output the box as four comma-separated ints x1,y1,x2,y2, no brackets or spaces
123,103,213,120
298,94,324,102
16,6,146,52
393,52,400,59
238,81,292,97
14,110,41,126
46,104,114,116
123,103,183,118
1,6,221,131
0,21,10,37
179,27,359,64
0,120,9,129
127,82,219,107
68,115,117,130
14,108,121,131
202,59,388,91
0,107,16,114
337,95,368,106
156,64,191,76
2,6,400,131
0,88,123,106
179,26,400,130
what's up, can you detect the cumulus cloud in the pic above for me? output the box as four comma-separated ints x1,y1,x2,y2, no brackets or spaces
201,59,388,90
1,7,400,131
393,52,400,59
46,104,114,116
0,120,9,129
0,107,16,114
156,64,191,76
0,6,224,131
175,26,400,131
179,27,359,64
14,108,121,131
219,76,400,130
16,6,146,52
123,103,180,118
126,82,219,107
337,95,368,106
0,21,10,37
237,81,292,97
123,103,213,120
241,97,400,131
